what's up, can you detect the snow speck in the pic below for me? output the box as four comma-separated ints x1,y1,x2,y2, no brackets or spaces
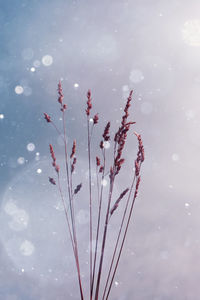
4,202,18,216
103,141,110,149
182,19,200,46
21,268,25,273
101,179,108,187
0,113,4,119
129,69,144,83
122,85,129,92
15,85,24,95
36,168,42,174
17,157,25,165
9,209,29,231
27,143,35,152
185,109,195,120
42,55,53,66
172,153,179,161
74,83,79,88
20,240,35,256
30,67,36,72
185,203,190,208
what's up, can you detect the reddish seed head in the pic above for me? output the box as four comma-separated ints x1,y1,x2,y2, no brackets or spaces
99,166,104,173
70,140,76,159
55,164,60,173
103,122,110,141
110,188,129,215
44,113,51,123
134,176,141,199
96,156,100,166
134,131,145,163
100,140,104,149
93,113,99,124
49,177,56,185
71,157,77,173
135,160,140,176
74,183,82,194
57,81,64,105
86,89,92,116
49,144,56,162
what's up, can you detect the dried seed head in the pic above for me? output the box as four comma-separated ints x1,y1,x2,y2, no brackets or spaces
93,113,99,124
134,131,145,163
110,188,129,215
134,176,141,199
96,156,100,167
99,166,104,173
135,160,140,176
55,164,60,173
44,113,51,123
103,122,110,141
58,81,64,105
100,140,104,149
70,140,76,159
86,89,92,116
49,144,56,162
71,157,77,173
49,177,56,185
74,183,82,194
121,90,133,126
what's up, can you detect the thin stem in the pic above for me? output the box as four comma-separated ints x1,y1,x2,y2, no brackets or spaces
94,172,115,300
105,166,142,300
87,118,93,300
102,174,136,299
62,111,84,300
57,173,75,254
57,173,84,299
91,149,105,297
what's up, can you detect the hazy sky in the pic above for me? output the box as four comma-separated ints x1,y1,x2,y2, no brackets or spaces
1,0,200,299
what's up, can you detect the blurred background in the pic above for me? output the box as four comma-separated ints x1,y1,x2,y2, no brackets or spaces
0,0,200,299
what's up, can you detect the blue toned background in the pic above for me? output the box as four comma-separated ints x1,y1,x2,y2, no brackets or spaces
0,0,200,299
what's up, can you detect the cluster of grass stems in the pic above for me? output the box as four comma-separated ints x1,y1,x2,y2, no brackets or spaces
44,82,144,300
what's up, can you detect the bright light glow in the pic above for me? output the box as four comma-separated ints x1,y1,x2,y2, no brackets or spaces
129,69,144,83
15,85,24,95
20,240,35,256
101,179,107,186
27,143,35,152
103,141,110,149
0,114,4,119
182,19,200,46
30,67,36,72
172,153,179,161
42,55,53,66
17,157,25,165
37,168,42,174
74,83,79,88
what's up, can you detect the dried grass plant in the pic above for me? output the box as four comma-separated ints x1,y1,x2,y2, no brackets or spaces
44,82,145,300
